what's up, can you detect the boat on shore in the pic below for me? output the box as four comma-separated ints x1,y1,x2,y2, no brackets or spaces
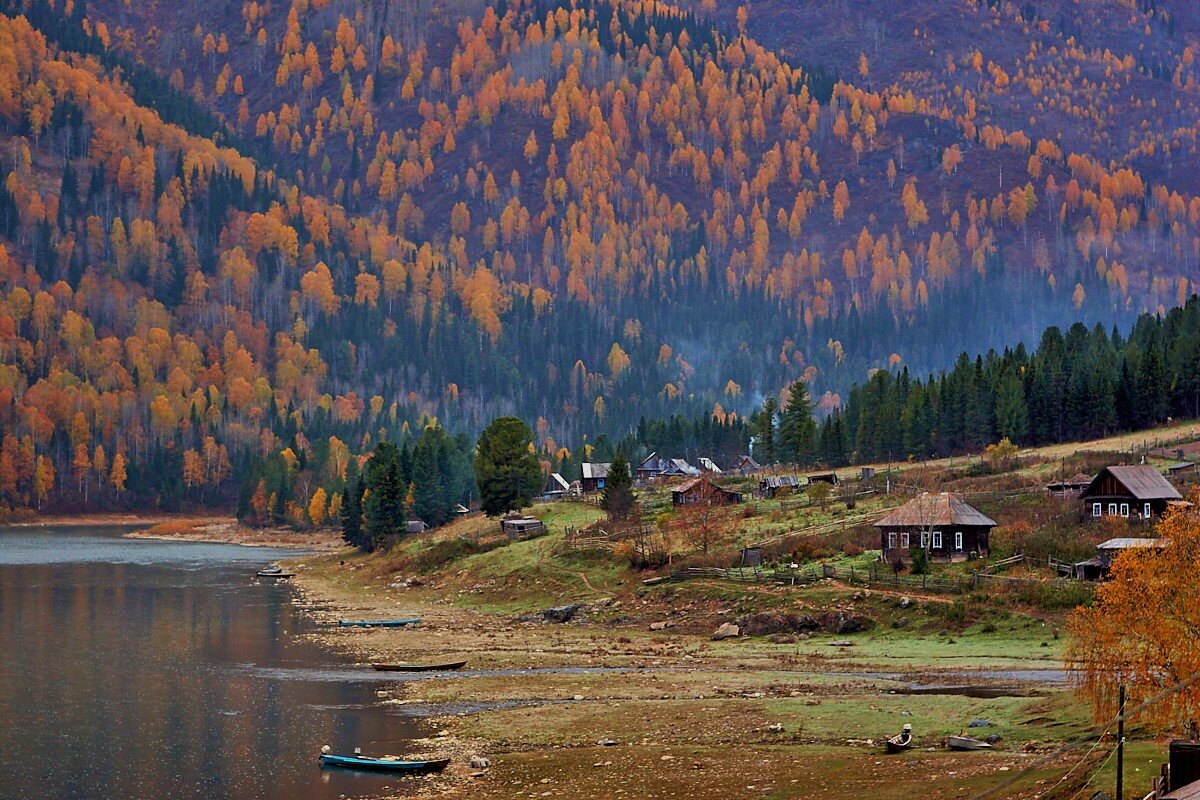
371,660,468,672
337,618,422,628
256,566,294,579
318,749,449,773
947,735,993,751
885,724,913,753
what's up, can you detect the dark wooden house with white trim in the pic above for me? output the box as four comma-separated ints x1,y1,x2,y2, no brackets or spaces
580,462,610,493
874,492,997,563
1079,465,1182,521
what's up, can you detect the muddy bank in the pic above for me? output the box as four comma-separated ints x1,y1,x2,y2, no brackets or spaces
125,518,342,550
283,555,1099,800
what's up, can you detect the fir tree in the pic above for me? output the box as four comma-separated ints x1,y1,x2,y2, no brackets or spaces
778,380,817,465
473,416,542,517
601,451,635,522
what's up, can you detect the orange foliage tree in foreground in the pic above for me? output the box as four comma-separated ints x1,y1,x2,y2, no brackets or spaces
1066,500,1200,737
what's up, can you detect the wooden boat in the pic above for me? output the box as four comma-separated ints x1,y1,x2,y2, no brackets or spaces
337,618,422,628
319,753,449,773
256,567,294,579
885,730,913,754
947,735,993,751
371,660,468,672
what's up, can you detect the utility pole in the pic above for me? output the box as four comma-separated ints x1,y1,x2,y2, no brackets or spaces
1116,684,1126,800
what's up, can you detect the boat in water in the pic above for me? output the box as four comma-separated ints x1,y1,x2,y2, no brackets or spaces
255,566,294,579
337,618,422,628
318,747,449,773
371,660,468,672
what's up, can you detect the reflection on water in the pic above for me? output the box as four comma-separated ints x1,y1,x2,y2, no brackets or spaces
0,527,424,800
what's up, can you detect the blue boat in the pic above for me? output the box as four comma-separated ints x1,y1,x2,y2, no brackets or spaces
319,753,449,773
336,617,422,628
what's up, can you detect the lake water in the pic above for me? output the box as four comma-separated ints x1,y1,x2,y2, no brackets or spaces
0,526,424,800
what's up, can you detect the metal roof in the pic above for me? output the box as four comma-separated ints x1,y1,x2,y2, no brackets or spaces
1164,778,1200,800
545,473,570,491
873,492,998,529
1096,537,1167,550
1086,465,1182,501
581,462,610,479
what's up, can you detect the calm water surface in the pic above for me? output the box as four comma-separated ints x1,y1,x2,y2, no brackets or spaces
0,526,424,800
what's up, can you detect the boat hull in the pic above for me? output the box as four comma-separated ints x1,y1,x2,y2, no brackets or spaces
946,736,993,751
319,754,449,773
371,660,468,672
337,618,422,628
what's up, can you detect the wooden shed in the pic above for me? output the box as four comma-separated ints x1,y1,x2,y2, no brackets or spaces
500,515,547,539
1080,465,1182,520
671,477,743,507
727,455,761,475
758,475,800,499
874,492,997,563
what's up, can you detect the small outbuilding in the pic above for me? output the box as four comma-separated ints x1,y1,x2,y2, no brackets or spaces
807,472,840,486
543,472,571,498
758,475,800,499
405,520,428,535
1074,536,1168,580
671,477,743,507
581,462,611,493
874,492,997,563
1045,472,1094,497
500,515,547,539
1079,465,1182,520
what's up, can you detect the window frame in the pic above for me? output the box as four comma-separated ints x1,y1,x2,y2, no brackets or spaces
1092,503,1102,517
955,531,964,550
888,532,897,549
901,531,910,548
932,531,943,549
1108,503,1117,516
1120,503,1129,517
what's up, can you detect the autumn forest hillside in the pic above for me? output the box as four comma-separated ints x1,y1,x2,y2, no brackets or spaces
0,0,1197,515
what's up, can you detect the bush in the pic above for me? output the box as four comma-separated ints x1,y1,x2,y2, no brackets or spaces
842,542,864,557
910,546,929,575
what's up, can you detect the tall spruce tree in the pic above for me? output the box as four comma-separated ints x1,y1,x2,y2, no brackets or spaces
339,458,366,549
363,441,406,550
601,451,635,521
778,380,818,465
473,416,542,517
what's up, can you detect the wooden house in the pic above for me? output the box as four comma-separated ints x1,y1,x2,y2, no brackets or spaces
405,520,428,535
697,457,723,474
874,492,997,563
580,462,610,493
635,452,673,481
727,455,761,474
1079,465,1182,520
671,477,743,507
758,475,800,498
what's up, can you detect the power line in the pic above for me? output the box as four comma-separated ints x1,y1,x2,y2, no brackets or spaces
968,671,1200,800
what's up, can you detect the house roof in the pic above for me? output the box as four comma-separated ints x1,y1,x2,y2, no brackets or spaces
545,472,570,491
636,452,668,471
873,492,998,529
760,475,800,488
730,455,761,470
1086,465,1182,501
1164,777,1200,800
1097,537,1167,551
581,462,610,479
698,457,722,473
674,477,704,493
668,458,700,476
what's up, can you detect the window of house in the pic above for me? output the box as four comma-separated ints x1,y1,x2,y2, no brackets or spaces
1108,503,1117,516
1144,502,1151,518
1092,503,1102,517
901,532,910,548
932,531,943,549
1120,503,1129,517
955,531,964,550
920,532,929,548
888,532,897,549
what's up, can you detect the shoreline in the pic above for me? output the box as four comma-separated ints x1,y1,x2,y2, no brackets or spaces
124,518,345,550
285,549,1101,800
